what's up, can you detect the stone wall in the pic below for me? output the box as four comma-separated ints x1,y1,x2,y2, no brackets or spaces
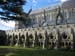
5,24,75,49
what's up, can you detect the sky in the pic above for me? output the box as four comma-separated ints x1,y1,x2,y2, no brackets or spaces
0,0,67,30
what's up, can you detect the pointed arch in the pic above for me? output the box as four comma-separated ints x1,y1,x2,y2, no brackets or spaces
8,35,13,46
48,32,54,39
28,34,34,39
14,35,18,45
19,34,25,45
61,32,67,39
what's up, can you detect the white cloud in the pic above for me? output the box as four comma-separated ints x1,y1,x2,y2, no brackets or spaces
61,0,67,2
0,20,15,28
32,0,38,6
32,0,37,3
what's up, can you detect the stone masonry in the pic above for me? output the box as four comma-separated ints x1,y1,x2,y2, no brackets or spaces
5,24,75,49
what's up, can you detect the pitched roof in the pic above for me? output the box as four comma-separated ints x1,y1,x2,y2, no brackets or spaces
62,0,75,9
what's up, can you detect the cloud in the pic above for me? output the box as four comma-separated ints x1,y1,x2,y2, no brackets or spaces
32,0,37,3
32,0,38,6
0,20,15,28
61,0,67,2
48,0,60,3
27,0,38,7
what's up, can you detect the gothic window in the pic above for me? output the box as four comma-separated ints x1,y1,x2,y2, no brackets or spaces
33,18,36,24
29,34,33,39
49,42,51,45
62,33,67,39
73,8,75,16
66,10,69,19
50,13,52,21
48,13,51,20
69,11,71,18
39,34,43,39
66,42,68,46
52,42,54,46
49,33,54,39
69,9,73,18
52,12,54,20
64,10,67,18
69,42,71,46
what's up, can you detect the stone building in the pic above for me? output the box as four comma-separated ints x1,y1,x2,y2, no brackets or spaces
5,24,75,49
15,0,75,28
4,0,75,49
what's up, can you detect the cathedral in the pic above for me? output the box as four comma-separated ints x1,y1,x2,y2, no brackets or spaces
0,0,75,49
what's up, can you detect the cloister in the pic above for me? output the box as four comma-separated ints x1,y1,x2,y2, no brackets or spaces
6,24,75,49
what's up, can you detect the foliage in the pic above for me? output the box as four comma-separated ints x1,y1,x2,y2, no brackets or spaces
56,6,64,25
0,0,32,21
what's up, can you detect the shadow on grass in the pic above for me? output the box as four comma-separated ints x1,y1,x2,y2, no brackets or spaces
14,49,75,56
0,46,75,56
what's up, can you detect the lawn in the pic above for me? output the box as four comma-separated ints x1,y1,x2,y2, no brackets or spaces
0,46,75,56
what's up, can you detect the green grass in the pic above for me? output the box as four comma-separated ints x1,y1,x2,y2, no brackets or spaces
0,46,75,56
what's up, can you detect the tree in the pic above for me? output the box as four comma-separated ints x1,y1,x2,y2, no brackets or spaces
56,6,64,25
0,0,32,21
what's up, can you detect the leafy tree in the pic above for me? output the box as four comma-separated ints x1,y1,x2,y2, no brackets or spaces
0,0,32,21
56,6,64,25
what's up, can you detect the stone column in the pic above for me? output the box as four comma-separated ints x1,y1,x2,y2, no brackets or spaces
70,34,74,50
23,35,26,47
15,35,19,46
42,34,45,49
54,34,59,50
71,42,74,50
10,35,13,46
45,31,48,48
35,31,38,47
54,40,59,50
32,35,35,47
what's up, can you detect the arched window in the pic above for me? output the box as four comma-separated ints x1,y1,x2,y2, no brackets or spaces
62,33,67,39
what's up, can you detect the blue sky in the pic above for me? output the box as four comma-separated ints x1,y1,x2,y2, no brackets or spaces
24,0,61,12
0,0,67,30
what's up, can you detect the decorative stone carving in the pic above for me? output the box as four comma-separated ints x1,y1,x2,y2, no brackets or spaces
5,24,75,50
